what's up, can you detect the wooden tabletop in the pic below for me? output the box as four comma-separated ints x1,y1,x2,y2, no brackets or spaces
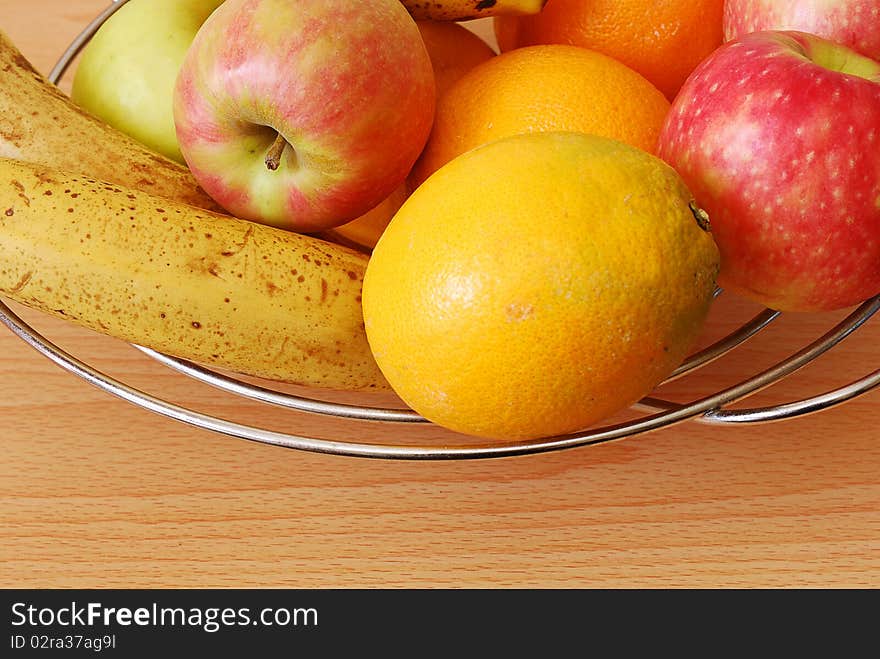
1,0,878,589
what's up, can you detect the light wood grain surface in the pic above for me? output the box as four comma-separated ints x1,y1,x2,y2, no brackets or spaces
1,0,878,589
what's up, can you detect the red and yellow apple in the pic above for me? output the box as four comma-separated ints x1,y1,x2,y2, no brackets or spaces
173,0,435,232
658,30,880,312
724,0,880,61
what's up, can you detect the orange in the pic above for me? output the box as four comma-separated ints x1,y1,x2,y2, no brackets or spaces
409,43,670,188
494,0,725,100
322,22,495,252
416,20,497,97
363,132,720,440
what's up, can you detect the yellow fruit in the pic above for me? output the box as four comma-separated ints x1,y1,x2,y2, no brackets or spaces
401,0,547,21
363,132,719,440
409,44,670,188
0,29,220,212
0,157,387,391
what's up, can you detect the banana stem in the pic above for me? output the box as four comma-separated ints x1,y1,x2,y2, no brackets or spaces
265,132,289,171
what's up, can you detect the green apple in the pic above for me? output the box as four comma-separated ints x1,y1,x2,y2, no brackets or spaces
71,0,224,163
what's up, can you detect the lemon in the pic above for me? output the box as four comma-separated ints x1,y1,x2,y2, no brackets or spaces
362,132,720,440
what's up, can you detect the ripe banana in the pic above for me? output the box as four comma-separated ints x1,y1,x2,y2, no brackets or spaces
0,157,388,391
0,29,221,212
400,0,547,21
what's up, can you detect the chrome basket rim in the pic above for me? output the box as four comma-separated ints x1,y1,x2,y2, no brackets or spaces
0,0,877,460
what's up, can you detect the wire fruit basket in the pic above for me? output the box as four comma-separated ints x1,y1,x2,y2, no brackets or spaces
1,0,879,460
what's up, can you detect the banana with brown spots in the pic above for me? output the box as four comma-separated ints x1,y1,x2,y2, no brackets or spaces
0,29,221,211
0,157,388,391
400,0,547,21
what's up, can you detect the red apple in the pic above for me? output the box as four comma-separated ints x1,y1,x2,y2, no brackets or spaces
173,0,434,232
657,30,880,312
724,0,880,61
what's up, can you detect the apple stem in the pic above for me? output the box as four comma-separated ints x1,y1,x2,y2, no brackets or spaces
689,201,712,232
265,132,289,171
